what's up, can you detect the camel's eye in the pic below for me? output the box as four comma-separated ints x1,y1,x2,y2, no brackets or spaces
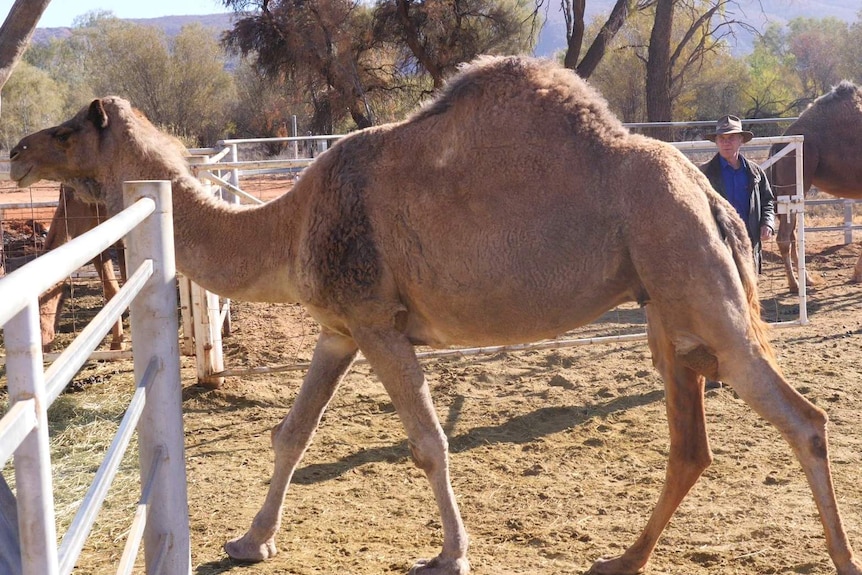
54,128,74,143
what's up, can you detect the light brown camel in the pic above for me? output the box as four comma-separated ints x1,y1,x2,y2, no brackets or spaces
9,56,862,575
770,80,862,293
38,184,124,352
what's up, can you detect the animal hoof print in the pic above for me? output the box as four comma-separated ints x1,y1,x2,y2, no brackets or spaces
223,535,277,563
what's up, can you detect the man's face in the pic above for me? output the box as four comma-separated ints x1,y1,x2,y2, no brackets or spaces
715,133,745,162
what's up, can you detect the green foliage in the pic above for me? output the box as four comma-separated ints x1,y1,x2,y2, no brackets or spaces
741,39,799,120
0,61,65,151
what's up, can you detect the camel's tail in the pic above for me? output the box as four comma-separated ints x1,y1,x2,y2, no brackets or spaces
708,193,778,365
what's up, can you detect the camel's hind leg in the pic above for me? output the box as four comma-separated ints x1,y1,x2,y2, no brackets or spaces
777,214,801,294
588,306,712,575
224,330,358,562
721,353,862,575
351,324,469,575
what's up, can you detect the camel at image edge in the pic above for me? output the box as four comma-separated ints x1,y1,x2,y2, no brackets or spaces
9,56,862,575
770,80,862,293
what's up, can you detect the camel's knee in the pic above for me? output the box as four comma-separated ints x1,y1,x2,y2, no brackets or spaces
793,403,829,460
676,440,713,474
408,431,449,474
269,415,316,457
776,239,794,258
676,346,718,381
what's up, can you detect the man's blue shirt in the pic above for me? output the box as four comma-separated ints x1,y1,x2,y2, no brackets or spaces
719,155,750,221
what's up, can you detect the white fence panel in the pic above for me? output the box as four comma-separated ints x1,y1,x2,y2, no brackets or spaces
0,180,190,575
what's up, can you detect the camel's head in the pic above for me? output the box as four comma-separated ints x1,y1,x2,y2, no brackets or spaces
10,98,120,191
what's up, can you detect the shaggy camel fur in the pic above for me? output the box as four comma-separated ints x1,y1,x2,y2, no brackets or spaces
38,184,124,351
770,80,862,293
9,56,862,575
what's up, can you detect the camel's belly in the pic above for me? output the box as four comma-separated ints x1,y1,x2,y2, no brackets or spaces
402,287,635,348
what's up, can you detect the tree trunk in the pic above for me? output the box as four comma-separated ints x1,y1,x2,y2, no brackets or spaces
645,0,674,140
563,0,585,70
396,0,444,87
0,0,52,92
576,0,633,78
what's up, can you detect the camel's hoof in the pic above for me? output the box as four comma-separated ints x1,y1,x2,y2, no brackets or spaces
408,556,470,575
837,560,862,575
223,533,277,562
586,556,645,575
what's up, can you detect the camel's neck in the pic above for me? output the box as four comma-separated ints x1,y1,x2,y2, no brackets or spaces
167,175,301,302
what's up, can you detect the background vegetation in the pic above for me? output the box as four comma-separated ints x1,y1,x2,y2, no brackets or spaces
1,0,860,150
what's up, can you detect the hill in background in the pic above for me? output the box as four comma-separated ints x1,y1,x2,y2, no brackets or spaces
32,13,237,44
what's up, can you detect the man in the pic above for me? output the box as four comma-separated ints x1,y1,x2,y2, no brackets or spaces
700,115,776,273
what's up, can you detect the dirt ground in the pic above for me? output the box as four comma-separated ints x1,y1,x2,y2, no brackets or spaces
4,183,862,574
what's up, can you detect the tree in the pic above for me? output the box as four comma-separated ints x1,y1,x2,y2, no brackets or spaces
40,13,237,145
222,0,536,131
592,0,751,139
374,0,536,87
223,0,383,132
165,24,237,144
562,0,649,78
785,17,850,100
843,11,862,83
0,61,64,151
230,58,313,151
0,0,52,116
741,36,799,120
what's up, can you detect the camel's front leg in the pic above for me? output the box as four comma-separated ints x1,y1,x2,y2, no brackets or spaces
589,308,712,575
352,324,470,575
224,330,358,562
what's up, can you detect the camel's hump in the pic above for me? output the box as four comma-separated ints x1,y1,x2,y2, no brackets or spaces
409,55,629,140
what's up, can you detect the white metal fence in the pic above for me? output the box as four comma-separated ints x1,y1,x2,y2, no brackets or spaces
0,181,190,575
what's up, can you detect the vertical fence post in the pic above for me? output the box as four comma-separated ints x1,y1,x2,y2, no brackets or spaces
844,199,854,245
290,115,299,158
123,181,191,575
794,139,809,325
189,282,225,389
4,299,59,575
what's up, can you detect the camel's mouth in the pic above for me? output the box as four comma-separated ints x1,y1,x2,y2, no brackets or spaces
9,164,38,189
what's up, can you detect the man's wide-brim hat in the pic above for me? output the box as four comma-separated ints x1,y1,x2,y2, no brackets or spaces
704,114,754,142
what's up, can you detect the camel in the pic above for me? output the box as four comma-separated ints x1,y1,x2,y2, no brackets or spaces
9,56,862,575
770,80,862,293
38,184,124,352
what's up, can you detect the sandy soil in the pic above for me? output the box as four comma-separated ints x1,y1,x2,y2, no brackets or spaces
4,181,862,575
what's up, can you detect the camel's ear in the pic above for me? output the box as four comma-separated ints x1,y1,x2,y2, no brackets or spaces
87,99,110,130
